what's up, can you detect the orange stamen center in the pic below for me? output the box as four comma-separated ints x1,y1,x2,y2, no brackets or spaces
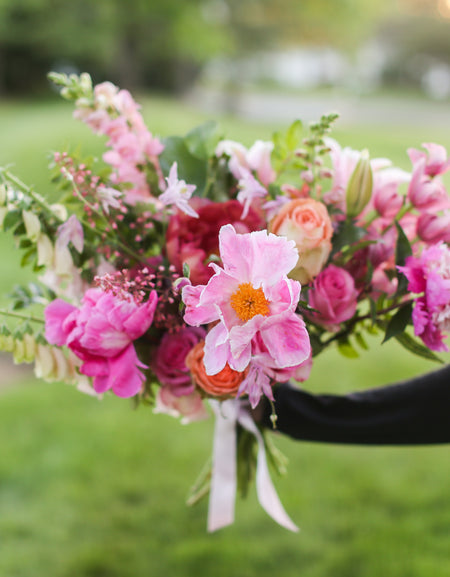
230,282,270,322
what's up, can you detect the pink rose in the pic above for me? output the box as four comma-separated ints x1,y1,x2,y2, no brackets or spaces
154,387,209,424
166,199,264,286
269,198,332,284
152,327,206,395
307,265,358,329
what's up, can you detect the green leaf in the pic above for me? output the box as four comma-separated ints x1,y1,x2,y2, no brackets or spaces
337,337,359,358
2,209,21,232
184,121,221,160
395,222,413,296
160,136,207,194
354,332,369,350
309,333,325,357
331,219,366,255
182,262,190,279
382,302,413,343
394,331,443,364
286,120,303,151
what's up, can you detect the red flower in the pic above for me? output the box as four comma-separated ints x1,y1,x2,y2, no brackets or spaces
166,199,264,285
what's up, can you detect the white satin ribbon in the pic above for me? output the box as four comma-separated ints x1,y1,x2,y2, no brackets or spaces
208,399,299,533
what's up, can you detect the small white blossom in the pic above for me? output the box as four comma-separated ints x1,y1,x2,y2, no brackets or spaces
159,162,198,218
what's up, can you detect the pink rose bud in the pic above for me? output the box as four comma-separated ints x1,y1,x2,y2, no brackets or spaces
307,265,358,329
346,150,373,218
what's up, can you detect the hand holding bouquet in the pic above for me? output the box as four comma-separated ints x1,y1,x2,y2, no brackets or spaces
1,72,449,530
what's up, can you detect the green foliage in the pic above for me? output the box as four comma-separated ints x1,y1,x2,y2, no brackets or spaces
395,221,413,296
382,302,412,344
394,331,444,364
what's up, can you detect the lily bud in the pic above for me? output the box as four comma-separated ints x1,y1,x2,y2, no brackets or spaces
23,210,41,242
346,150,373,219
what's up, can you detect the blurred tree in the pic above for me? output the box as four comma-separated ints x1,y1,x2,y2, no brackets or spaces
1,0,443,95
0,0,231,94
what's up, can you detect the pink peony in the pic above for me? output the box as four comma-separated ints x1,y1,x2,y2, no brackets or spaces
182,224,311,407
44,288,158,397
151,326,206,395
398,243,450,352
166,199,264,286
307,265,358,330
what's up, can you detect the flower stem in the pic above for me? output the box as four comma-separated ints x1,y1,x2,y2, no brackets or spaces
0,309,45,324
0,168,65,223
322,297,416,347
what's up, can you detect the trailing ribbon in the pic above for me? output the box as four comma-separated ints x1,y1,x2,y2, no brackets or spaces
208,399,299,533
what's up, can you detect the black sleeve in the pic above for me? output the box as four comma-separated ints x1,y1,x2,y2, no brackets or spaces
262,365,450,445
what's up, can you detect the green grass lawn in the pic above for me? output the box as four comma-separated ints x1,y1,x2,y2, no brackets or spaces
0,94,449,577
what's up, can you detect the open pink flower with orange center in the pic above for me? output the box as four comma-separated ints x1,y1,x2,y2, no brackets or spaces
182,224,311,406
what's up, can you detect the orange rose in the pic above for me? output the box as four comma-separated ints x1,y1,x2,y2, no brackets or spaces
185,341,247,398
269,198,332,284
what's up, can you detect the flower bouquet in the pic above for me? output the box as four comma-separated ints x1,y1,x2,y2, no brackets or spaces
1,72,449,531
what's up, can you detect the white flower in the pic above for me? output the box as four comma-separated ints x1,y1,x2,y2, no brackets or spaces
237,170,267,218
97,185,123,214
159,162,198,218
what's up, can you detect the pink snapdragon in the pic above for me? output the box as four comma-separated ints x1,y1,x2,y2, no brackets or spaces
398,243,450,352
74,81,165,204
44,288,158,397
182,224,311,407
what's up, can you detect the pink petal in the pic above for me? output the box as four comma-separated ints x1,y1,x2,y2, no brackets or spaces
203,322,230,375
183,284,218,326
259,312,311,368
109,345,147,398
44,299,78,346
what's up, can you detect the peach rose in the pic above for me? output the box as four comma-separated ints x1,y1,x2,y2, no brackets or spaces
185,341,247,398
269,198,332,284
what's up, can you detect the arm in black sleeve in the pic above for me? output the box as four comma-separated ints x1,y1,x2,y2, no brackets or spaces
262,365,450,445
